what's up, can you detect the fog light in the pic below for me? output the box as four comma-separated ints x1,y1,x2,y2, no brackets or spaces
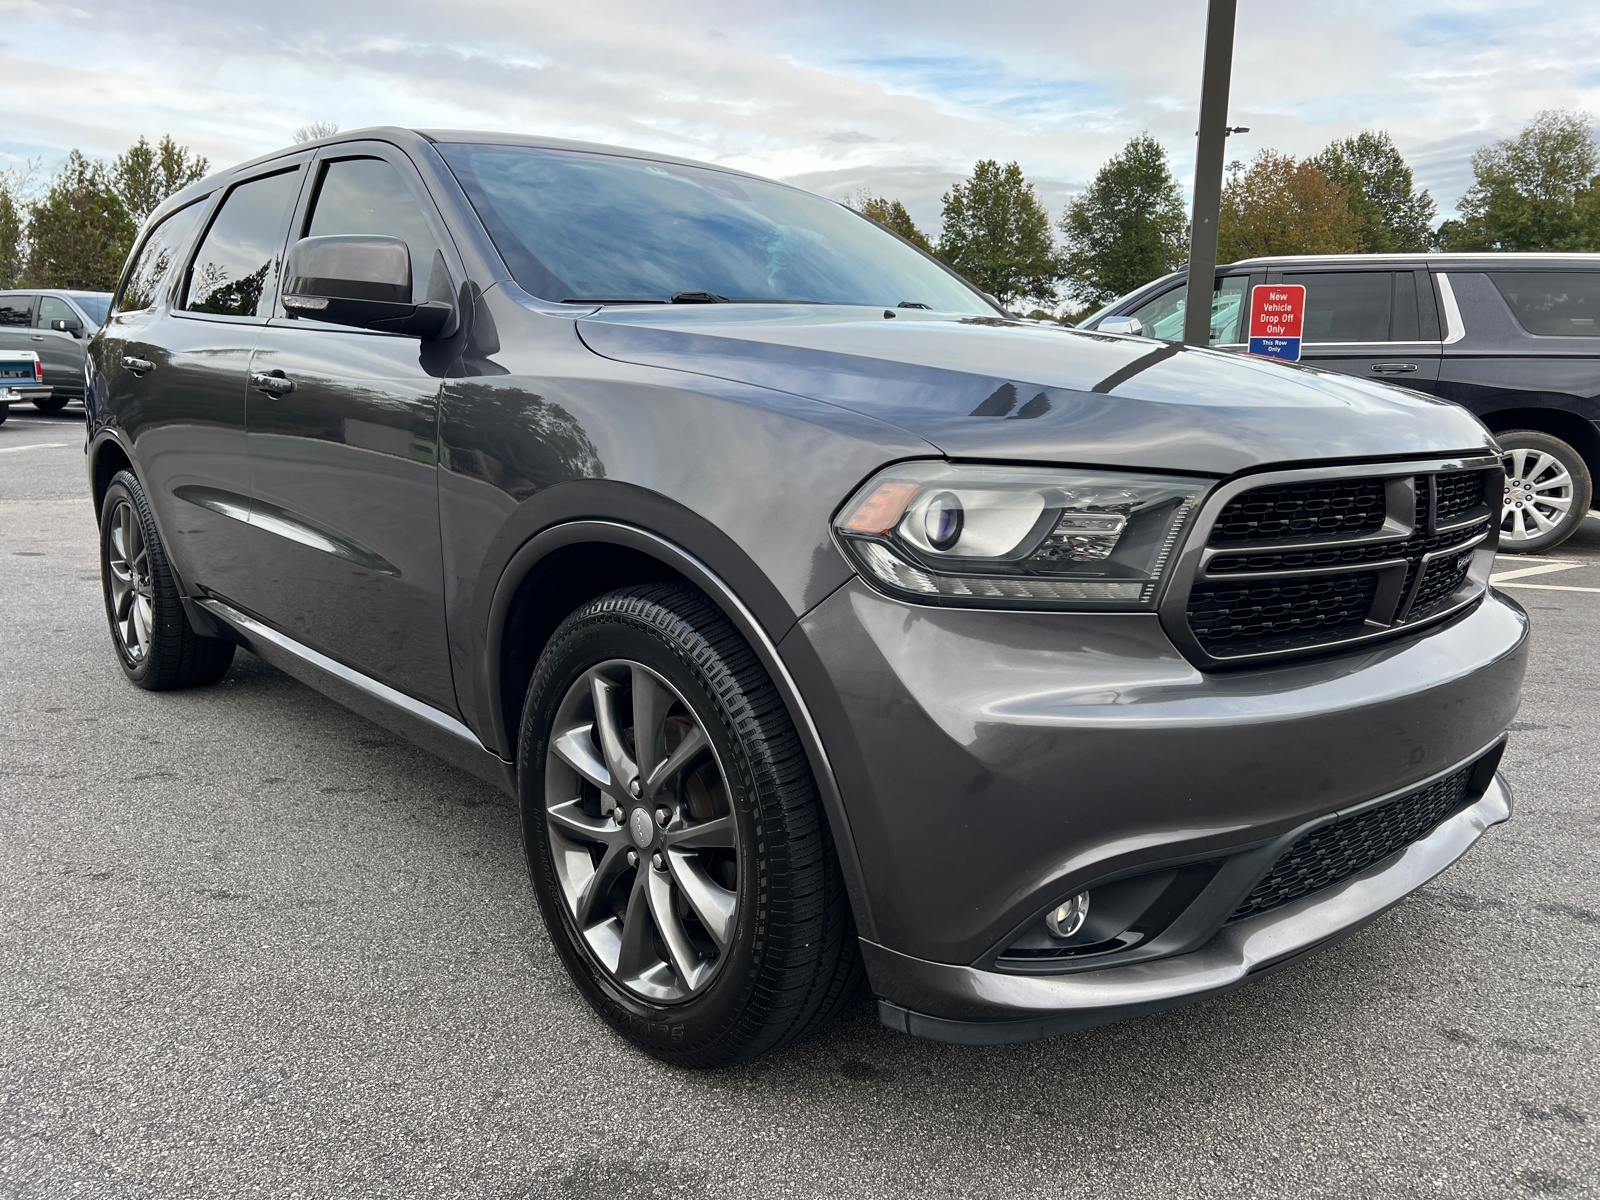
1045,891,1090,939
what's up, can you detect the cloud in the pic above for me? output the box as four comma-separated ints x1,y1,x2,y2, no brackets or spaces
0,0,1597,226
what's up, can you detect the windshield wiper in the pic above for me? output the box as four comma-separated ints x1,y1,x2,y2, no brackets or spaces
670,291,727,304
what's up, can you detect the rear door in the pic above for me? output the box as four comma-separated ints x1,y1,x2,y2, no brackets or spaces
242,141,460,708
1273,267,1442,386
35,295,86,399
0,294,36,359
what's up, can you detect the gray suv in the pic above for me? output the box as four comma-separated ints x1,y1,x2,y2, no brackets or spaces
84,129,1526,1066
0,289,113,411
1082,255,1600,552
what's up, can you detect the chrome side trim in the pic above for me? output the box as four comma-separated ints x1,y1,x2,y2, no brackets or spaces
197,597,513,792
1436,273,1466,345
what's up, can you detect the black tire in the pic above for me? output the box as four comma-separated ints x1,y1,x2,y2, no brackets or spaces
519,583,862,1068
0,402,8,426
99,469,235,690
32,395,68,413
1497,430,1593,554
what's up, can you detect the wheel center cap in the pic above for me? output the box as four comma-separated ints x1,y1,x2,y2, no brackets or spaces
628,806,655,849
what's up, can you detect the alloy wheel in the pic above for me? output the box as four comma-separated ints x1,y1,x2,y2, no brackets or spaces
1500,446,1575,545
543,659,740,1003
106,498,154,661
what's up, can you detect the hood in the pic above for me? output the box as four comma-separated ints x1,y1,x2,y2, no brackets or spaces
576,306,1495,476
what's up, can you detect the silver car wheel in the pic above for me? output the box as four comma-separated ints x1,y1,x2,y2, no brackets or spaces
1500,446,1575,545
544,659,740,1003
105,498,154,661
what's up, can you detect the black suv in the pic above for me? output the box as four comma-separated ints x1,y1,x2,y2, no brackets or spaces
84,130,1525,1066
1082,255,1600,552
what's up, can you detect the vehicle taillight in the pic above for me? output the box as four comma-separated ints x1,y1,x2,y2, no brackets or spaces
34,359,43,382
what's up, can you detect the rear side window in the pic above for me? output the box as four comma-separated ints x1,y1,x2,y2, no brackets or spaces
1279,271,1425,343
1489,272,1600,337
0,296,32,326
185,168,302,317
119,201,206,313
303,157,444,304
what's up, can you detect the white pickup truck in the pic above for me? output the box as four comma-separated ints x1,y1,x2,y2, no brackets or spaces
0,349,46,426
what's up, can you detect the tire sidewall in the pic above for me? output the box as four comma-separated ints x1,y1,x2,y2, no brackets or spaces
519,608,771,1060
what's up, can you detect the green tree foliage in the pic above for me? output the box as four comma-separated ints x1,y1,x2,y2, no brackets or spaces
1310,130,1436,252
112,135,209,225
937,159,1062,307
1437,110,1600,251
25,150,137,291
0,178,25,289
1058,134,1189,308
848,190,932,251
1217,150,1363,261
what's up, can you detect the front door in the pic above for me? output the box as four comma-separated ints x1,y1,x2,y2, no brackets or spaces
243,144,459,709
34,296,86,399
1273,268,1442,387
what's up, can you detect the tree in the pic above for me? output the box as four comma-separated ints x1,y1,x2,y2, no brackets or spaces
937,160,1062,307
1310,130,1436,252
292,121,341,144
1058,134,1189,308
112,135,209,225
25,150,136,291
1437,110,1600,251
0,179,24,290
1216,150,1362,261
848,190,932,251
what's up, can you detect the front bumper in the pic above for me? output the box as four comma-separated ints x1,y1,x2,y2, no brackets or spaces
873,772,1511,1043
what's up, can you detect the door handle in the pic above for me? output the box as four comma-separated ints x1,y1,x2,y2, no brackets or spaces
1371,363,1419,374
250,370,295,396
30,335,44,341
121,356,155,374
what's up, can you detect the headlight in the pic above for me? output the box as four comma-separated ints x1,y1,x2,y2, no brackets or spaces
833,462,1211,610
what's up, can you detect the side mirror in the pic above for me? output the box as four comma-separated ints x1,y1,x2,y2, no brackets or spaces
50,317,83,337
282,235,452,338
1097,315,1143,336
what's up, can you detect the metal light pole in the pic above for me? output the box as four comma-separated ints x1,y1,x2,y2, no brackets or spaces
1182,0,1239,347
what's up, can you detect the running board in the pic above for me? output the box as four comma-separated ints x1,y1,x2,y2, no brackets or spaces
195,597,516,796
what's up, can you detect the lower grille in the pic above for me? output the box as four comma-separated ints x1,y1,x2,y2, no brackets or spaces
1230,764,1476,922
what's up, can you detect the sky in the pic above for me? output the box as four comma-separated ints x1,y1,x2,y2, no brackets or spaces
2,0,1599,233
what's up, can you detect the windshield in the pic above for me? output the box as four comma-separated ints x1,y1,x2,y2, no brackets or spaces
437,143,991,313
73,294,112,325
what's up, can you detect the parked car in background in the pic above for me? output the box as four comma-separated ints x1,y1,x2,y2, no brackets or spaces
0,349,47,426
84,128,1525,1067
1081,255,1600,552
0,290,114,412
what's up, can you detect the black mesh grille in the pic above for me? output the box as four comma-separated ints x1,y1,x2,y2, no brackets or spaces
1435,470,1490,522
1231,764,1476,922
1187,573,1378,656
1409,547,1476,620
1209,479,1387,545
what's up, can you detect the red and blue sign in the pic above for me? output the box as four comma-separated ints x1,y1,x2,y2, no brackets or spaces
1247,284,1305,361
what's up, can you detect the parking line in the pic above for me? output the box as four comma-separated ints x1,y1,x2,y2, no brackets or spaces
1489,561,1579,583
0,442,71,455
1496,582,1600,593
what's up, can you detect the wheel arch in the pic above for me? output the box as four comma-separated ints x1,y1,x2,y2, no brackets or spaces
89,431,136,517
486,519,877,941
1479,405,1600,486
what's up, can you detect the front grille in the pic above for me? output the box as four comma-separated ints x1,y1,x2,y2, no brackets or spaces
1188,573,1377,655
1209,479,1387,544
1231,764,1476,922
1175,462,1496,664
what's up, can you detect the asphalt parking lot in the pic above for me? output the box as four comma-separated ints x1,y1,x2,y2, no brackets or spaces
2,406,1597,1200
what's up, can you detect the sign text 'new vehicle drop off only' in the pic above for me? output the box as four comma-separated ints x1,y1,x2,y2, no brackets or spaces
1247,284,1305,361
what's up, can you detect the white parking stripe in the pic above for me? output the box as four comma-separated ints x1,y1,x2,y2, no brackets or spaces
1489,561,1580,583
1495,582,1600,593
0,442,71,455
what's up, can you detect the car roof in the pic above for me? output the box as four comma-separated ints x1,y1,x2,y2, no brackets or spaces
1225,253,1600,269
0,289,113,299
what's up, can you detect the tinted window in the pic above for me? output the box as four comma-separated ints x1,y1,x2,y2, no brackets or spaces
0,296,32,326
1489,272,1600,337
74,295,111,325
185,169,302,317
437,143,989,313
1126,275,1249,344
120,201,206,313
37,296,77,328
303,157,443,304
1280,272,1396,342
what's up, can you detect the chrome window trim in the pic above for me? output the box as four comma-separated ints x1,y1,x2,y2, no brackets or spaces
1159,455,1501,669
1436,274,1466,345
